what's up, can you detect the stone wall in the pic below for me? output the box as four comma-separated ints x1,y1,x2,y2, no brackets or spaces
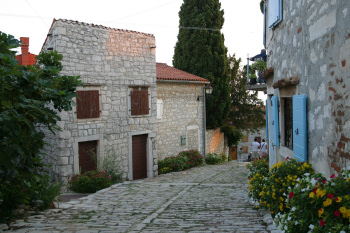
42,19,157,182
206,128,229,156
157,82,205,159
265,0,350,176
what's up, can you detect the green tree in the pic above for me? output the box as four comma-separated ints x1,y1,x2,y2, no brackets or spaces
226,54,265,131
0,32,81,223
173,0,231,129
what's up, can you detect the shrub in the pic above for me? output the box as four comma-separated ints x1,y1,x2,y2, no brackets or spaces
205,153,222,165
275,169,350,233
220,153,227,162
178,150,204,168
100,148,123,184
247,155,270,201
68,170,112,193
158,156,187,174
257,158,314,217
27,175,62,210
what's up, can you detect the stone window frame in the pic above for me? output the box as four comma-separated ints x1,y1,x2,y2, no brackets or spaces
278,85,297,159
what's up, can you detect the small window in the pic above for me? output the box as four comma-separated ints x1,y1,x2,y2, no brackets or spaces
76,90,100,119
157,99,163,119
283,98,293,150
268,0,282,28
130,87,149,116
242,135,248,142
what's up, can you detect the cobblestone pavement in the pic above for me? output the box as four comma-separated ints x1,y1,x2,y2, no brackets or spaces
1,161,281,233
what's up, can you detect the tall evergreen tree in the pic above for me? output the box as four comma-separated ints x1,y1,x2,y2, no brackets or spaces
173,0,230,129
227,54,265,131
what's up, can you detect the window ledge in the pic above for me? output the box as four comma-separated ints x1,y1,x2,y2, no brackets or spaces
279,146,294,160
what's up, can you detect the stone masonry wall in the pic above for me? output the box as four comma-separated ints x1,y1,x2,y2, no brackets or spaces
157,82,205,159
42,19,157,182
265,0,350,176
206,129,229,157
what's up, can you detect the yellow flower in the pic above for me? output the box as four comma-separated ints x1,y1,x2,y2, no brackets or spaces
340,207,347,214
309,192,315,198
318,208,324,217
279,203,284,211
323,198,332,207
280,197,284,202
336,197,342,203
316,189,326,198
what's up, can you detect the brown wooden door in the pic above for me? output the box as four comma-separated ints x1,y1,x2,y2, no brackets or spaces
79,140,97,174
229,146,238,160
132,134,148,180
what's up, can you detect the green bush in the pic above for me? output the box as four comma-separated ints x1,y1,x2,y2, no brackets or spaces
100,148,123,184
68,170,112,193
158,156,187,174
158,150,204,175
178,150,204,168
27,175,62,210
205,153,222,165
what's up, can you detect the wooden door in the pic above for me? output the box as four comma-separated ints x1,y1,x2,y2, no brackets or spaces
79,140,97,173
132,134,148,180
229,146,238,160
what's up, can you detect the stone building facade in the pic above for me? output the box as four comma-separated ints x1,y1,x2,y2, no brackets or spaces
264,0,350,176
41,19,158,181
236,128,267,161
156,63,209,159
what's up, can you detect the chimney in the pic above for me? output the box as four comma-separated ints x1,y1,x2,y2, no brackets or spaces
20,37,29,54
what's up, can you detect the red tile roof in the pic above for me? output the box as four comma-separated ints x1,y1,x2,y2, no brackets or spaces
156,63,209,83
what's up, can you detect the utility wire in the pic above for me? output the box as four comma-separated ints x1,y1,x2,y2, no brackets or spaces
106,0,179,23
24,0,49,28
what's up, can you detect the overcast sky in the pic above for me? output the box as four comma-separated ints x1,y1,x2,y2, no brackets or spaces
1,0,264,65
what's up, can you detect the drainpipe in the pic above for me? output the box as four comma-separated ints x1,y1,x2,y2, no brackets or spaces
247,54,250,83
203,85,206,157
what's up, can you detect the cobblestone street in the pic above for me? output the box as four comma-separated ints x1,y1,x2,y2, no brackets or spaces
1,161,280,232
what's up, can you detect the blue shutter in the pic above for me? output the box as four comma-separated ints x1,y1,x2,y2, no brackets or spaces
266,99,268,139
268,0,282,28
263,2,266,48
293,95,307,162
271,96,280,148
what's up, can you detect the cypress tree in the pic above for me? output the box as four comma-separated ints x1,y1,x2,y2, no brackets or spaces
173,0,231,129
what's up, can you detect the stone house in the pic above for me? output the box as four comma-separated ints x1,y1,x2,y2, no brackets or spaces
232,128,267,161
41,19,158,181
262,0,350,176
156,63,210,159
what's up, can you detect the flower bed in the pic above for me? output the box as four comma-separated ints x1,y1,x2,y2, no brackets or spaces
158,150,204,175
247,157,350,232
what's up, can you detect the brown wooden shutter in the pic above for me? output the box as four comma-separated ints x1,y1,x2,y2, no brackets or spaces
140,90,149,115
79,140,97,174
76,90,100,119
131,90,140,115
131,89,149,116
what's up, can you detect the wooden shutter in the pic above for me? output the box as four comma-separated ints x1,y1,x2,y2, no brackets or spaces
293,95,307,162
79,140,97,174
268,0,282,28
271,96,280,148
131,89,149,116
77,90,100,119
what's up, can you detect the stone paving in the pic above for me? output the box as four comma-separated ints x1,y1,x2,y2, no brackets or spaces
1,161,281,232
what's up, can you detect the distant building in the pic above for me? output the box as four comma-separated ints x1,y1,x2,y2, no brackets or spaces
15,37,37,65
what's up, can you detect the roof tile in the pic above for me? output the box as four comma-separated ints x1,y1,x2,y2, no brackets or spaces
156,63,209,83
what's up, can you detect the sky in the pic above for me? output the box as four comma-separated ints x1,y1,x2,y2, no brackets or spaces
1,0,265,98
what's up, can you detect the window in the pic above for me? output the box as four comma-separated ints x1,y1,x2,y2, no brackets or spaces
130,87,149,116
283,98,293,150
76,90,100,119
157,99,163,119
268,0,282,28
